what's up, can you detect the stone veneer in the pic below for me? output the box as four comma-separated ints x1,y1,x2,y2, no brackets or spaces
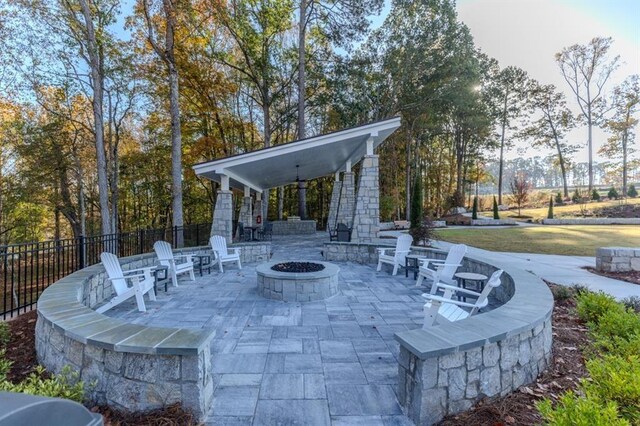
470,219,517,226
351,155,380,243
336,172,355,227
323,241,554,425
542,218,640,225
271,220,317,235
211,190,233,244
256,261,339,302
326,179,342,231
596,246,640,272
36,242,270,421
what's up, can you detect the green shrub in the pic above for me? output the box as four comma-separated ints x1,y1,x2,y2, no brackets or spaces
572,188,582,203
551,285,575,302
628,184,638,198
583,355,640,424
576,291,623,324
592,189,601,201
537,391,629,426
0,322,8,349
492,195,500,219
547,196,554,219
410,175,423,229
472,196,478,220
0,365,85,403
555,191,563,205
590,308,640,344
608,187,619,200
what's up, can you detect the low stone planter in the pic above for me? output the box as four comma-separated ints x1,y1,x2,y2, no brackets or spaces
271,220,317,235
256,261,339,302
542,218,640,225
596,247,640,272
471,219,517,226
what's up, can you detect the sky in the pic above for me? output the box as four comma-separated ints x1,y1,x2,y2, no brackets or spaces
455,0,640,163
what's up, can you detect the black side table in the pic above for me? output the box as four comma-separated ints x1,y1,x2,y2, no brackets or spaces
454,272,488,302
405,255,427,279
153,264,171,294
194,254,212,276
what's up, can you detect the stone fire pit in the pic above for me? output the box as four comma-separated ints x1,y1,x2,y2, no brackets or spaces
256,260,339,302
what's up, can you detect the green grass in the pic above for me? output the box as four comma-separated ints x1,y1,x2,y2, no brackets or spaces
480,198,640,221
435,225,640,256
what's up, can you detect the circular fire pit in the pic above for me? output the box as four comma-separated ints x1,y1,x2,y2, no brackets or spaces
256,261,339,302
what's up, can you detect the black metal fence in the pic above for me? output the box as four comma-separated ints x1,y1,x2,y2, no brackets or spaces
0,223,212,320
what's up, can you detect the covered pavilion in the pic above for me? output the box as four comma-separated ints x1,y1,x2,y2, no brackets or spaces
192,117,402,243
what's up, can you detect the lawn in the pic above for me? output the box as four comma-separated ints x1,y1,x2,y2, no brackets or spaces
479,198,640,221
435,225,640,256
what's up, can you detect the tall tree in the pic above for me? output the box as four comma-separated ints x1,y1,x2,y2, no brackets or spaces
140,0,186,244
600,75,639,196
556,37,620,193
520,83,577,198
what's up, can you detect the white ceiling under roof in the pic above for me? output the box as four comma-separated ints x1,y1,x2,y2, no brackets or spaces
192,117,402,192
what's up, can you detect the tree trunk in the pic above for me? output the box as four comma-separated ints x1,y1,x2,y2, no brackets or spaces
405,130,411,221
262,95,271,222
297,0,307,140
78,0,112,239
278,186,284,220
168,63,184,246
498,91,508,205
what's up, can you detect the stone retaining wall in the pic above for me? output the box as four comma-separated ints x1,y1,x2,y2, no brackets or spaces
323,241,554,425
271,220,317,235
542,218,640,225
36,242,268,421
596,247,640,272
471,219,517,226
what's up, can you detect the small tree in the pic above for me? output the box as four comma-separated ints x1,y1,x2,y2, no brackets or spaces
493,196,500,219
555,191,563,205
572,189,581,203
472,196,478,220
591,189,601,201
410,174,423,230
547,196,554,219
510,175,531,216
628,184,638,198
608,187,619,200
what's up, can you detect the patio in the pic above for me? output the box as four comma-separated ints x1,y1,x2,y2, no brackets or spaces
102,234,497,424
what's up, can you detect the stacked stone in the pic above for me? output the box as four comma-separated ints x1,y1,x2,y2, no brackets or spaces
350,155,380,243
543,218,640,225
236,196,252,240
397,319,552,425
211,190,233,243
326,180,343,231
257,276,339,302
596,247,640,272
271,220,316,235
336,172,355,227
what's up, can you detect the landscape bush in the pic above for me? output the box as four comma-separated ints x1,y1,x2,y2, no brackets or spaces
622,296,640,313
608,187,619,200
555,191,564,205
492,196,500,219
539,291,640,425
547,196,554,219
628,184,638,198
591,189,601,201
572,188,582,203
472,196,478,220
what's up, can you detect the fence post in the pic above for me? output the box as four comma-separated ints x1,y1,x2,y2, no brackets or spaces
196,223,200,246
138,230,144,255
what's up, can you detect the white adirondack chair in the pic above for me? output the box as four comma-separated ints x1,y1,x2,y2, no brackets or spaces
210,235,242,273
96,252,157,314
376,234,413,276
422,269,503,328
153,241,195,287
416,244,467,292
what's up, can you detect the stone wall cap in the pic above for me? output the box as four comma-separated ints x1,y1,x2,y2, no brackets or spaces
256,261,339,280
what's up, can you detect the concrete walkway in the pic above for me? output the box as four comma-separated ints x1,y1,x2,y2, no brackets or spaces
433,240,640,300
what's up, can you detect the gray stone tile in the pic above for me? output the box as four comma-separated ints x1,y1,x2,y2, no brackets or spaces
332,416,384,425
207,416,253,425
382,415,415,425
304,374,326,399
212,354,267,373
259,374,304,399
269,338,303,353
264,353,286,373
219,374,263,387
211,386,259,416
253,400,330,426
323,363,367,385
331,324,364,338
319,340,358,363
284,354,323,373
326,385,402,416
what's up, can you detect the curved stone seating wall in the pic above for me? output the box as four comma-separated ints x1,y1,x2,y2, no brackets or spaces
323,241,553,425
36,242,269,421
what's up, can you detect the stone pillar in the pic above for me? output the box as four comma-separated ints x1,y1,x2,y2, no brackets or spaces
351,155,379,243
211,190,233,244
253,192,263,225
336,171,355,227
297,180,308,220
236,190,252,240
326,172,342,231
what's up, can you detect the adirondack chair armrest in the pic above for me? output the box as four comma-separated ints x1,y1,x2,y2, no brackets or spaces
421,294,478,309
434,282,482,297
418,258,446,267
173,254,194,263
432,262,462,271
228,248,241,255
376,248,393,255
123,266,156,276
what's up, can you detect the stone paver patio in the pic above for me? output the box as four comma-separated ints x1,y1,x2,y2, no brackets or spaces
105,234,496,425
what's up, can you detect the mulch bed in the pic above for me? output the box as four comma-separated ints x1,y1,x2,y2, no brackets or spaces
440,283,590,425
593,203,640,218
585,267,640,286
442,214,472,226
3,311,196,426
5,283,590,426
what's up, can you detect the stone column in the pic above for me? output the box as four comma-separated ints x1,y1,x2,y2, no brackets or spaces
336,171,355,227
297,180,307,220
211,190,233,244
326,172,342,231
351,154,379,243
253,191,263,225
